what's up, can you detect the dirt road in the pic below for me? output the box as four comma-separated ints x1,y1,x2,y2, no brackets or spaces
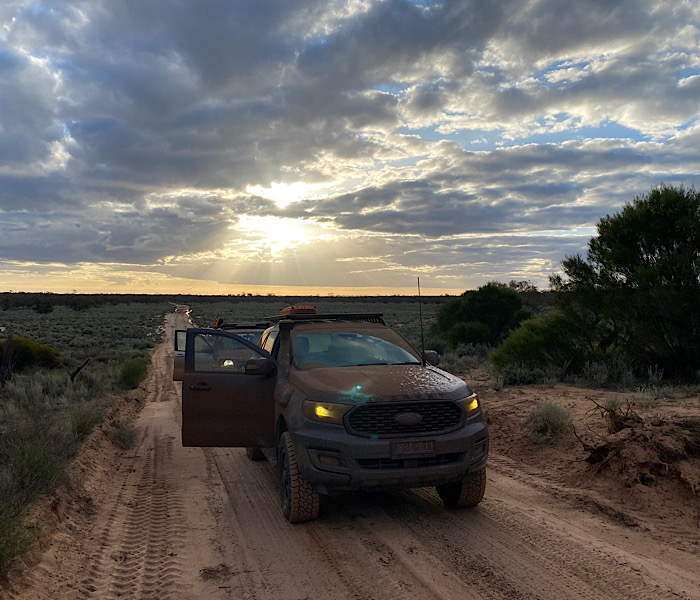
4,311,700,600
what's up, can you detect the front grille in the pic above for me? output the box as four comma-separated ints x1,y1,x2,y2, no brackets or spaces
357,453,464,470
346,401,463,437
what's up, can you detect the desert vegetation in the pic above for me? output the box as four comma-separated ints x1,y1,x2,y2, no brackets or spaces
0,301,171,575
438,185,700,389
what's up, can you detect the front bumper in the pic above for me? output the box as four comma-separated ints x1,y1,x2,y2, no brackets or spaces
289,416,489,495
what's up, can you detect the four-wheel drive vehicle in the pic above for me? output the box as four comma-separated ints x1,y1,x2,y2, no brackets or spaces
179,308,489,522
173,320,268,381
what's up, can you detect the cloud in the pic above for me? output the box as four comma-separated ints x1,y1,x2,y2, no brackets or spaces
0,0,698,293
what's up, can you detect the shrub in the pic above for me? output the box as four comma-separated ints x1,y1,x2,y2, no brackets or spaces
491,313,580,374
0,336,62,372
583,361,609,387
524,401,571,443
447,321,490,347
3,431,71,502
500,365,562,386
70,405,102,441
119,357,148,389
437,282,531,348
34,298,54,314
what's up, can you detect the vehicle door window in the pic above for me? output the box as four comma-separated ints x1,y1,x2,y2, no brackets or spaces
193,332,262,374
175,330,186,352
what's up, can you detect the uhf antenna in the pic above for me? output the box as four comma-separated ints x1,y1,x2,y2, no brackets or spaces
417,277,426,364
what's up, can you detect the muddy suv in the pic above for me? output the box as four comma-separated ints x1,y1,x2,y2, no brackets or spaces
180,307,488,522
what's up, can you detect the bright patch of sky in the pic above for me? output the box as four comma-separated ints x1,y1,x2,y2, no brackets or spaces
398,120,648,151
246,182,336,208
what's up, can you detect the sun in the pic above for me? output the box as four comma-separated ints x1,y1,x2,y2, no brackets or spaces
246,182,331,208
237,215,312,255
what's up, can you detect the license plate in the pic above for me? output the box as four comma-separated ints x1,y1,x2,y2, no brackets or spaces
391,440,436,458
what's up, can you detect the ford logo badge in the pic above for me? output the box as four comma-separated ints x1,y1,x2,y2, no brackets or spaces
394,412,423,426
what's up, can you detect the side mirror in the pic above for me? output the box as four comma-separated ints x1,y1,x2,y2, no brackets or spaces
245,357,276,377
423,350,440,366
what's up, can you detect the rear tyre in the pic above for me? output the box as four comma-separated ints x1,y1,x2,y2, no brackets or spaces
436,467,486,508
278,432,319,523
245,447,264,461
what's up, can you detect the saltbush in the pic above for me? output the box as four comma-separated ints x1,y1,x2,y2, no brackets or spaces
119,357,148,389
524,401,572,444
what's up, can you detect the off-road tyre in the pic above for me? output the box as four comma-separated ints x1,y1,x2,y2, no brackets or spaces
436,467,486,508
245,447,265,461
278,432,319,523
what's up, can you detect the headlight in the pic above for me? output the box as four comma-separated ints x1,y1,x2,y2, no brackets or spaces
302,401,353,424
456,393,480,417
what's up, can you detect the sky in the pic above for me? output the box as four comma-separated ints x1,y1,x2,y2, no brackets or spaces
1,0,699,296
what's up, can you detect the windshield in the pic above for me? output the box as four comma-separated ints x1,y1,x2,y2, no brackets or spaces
291,332,420,369
230,331,264,345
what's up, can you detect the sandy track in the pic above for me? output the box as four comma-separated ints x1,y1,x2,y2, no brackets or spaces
4,311,700,600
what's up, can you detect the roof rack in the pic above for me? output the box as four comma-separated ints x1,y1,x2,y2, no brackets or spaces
220,321,269,330
267,313,385,325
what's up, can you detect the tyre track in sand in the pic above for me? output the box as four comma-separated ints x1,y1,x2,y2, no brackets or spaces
72,314,189,600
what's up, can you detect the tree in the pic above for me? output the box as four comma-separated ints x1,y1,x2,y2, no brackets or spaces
437,282,531,347
553,184,700,378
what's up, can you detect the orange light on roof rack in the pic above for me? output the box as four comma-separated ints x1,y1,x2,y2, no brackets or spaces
280,305,317,315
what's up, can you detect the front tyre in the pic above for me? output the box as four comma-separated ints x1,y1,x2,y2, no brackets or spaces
278,432,319,523
436,467,486,508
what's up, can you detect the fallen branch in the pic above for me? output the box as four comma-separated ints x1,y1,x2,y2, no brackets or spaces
69,358,90,382
589,398,643,433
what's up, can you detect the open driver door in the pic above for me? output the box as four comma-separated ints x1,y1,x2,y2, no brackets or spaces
181,328,276,448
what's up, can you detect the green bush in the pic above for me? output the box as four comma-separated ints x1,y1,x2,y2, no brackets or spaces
0,336,62,372
119,357,148,389
524,401,571,444
437,282,531,348
554,184,700,380
491,313,580,374
447,321,490,347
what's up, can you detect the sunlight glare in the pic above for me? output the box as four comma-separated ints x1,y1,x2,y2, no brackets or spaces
237,215,312,255
246,181,331,208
